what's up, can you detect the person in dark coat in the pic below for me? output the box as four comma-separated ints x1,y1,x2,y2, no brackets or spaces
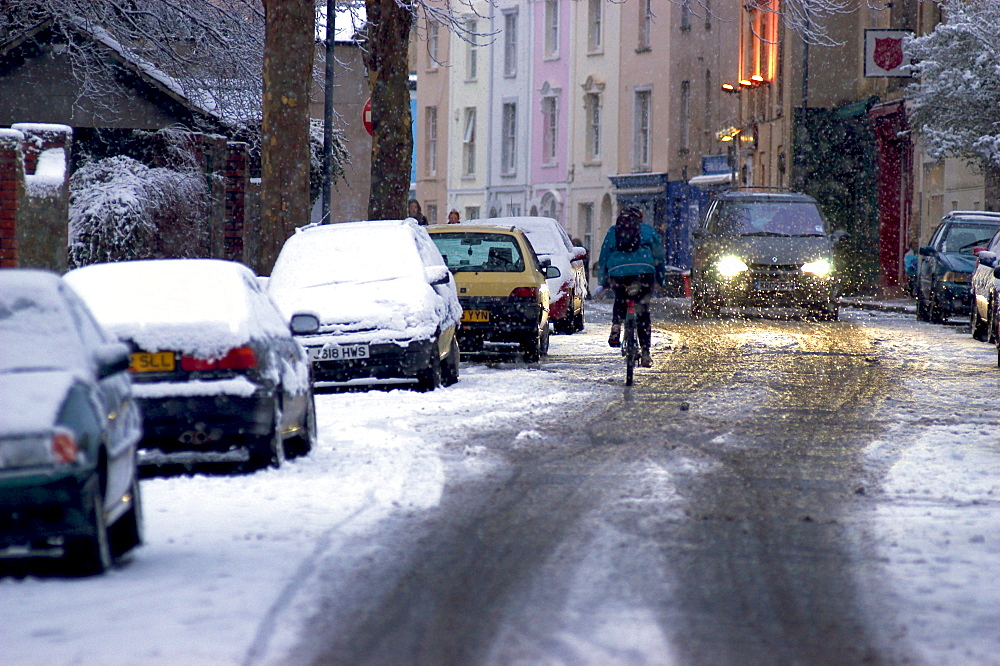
408,199,429,226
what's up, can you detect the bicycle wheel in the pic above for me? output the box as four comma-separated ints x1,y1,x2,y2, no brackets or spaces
623,316,637,386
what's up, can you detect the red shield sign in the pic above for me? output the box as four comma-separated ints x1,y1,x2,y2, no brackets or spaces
873,37,903,72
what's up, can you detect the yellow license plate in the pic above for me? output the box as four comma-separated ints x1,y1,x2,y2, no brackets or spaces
130,351,176,373
461,310,490,323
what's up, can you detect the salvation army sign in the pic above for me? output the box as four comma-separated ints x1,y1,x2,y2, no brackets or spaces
864,29,912,77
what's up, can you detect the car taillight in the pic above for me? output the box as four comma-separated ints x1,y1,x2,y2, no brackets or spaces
52,428,79,464
180,346,258,371
509,287,538,301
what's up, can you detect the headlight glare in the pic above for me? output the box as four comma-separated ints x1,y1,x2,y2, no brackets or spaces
801,259,833,277
715,255,749,278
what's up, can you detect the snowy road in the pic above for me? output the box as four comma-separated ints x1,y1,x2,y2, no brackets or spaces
2,302,999,664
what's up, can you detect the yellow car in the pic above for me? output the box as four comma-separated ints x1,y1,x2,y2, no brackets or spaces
428,225,557,362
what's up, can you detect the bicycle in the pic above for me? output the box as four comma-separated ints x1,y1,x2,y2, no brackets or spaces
621,283,642,386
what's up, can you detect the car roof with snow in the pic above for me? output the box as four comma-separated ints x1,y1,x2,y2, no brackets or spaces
64,258,289,358
463,216,574,256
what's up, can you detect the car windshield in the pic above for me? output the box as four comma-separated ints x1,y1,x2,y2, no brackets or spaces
431,233,526,273
270,225,425,289
711,201,828,236
0,279,83,373
939,223,1000,254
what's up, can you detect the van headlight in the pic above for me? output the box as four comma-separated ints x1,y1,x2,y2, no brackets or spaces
801,259,833,277
715,256,749,279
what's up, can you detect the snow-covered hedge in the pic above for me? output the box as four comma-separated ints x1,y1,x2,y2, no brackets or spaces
69,155,209,267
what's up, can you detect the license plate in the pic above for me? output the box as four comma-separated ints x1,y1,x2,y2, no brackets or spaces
130,351,175,373
754,279,794,292
461,310,490,323
309,343,370,362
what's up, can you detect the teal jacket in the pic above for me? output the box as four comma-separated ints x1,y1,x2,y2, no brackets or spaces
597,223,667,286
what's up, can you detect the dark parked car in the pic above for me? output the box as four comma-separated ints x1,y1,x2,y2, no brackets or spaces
917,211,1000,323
0,269,144,575
65,259,316,471
690,189,847,320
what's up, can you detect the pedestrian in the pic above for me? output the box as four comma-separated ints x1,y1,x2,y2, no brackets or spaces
596,207,667,367
904,243,918,297
448,209,461,224
407,199,429,226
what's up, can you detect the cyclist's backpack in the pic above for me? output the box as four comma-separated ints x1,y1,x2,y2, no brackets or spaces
615,213,642,253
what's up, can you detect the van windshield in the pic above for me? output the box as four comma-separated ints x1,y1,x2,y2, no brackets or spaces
711,202,828,237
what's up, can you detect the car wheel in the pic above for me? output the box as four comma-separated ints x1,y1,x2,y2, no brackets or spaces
810,301,839,321
416,345,442,392
553,294,575,335
573,303,585,332
248,399,285,470
109,476,143,558
540,320,551,356
65,480,112,576
928,293,947,323
285,394,316,459
989,296,998,344
916,290,930,321
522,322,544,363
441,337,460,386
971,293,989,341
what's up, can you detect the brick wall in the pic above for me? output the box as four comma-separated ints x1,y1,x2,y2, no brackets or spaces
225,142,249,264
13,123,72,272
0,129,24,268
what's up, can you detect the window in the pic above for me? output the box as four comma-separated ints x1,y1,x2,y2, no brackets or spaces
503,12,518,77
462,107,476,176
425,106,437,176
465,206,480,221
638,0,652,50
580,203,594,258
681,0,691,30
542,96,558,166
540,192,558,221
705,0,712,29
588,0,602,51
544,0,559,57
427,21,439,66
501,102,517,175
585,93,601,161
680,80,691,152
633,89,651,171
466,19,477,80
426,204,438,225
508,203,522,216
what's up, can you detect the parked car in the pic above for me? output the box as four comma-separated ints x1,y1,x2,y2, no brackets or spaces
64,259,315,471
690,189,847,320
0,269,143,575
466,216,587,334
268,219,463,391
970,225,1000,342
917,211,1000,323
428,224,557,362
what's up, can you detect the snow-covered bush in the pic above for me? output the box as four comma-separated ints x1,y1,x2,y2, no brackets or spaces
69,155,210,267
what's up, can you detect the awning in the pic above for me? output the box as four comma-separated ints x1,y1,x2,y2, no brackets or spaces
688,172,732,187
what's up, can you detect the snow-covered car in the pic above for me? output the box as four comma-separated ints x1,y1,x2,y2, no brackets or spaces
969,223,1000,342
64,259,315,471
267,219,463,391
466,216,587,334
919,211,1000,323
0,269,143,575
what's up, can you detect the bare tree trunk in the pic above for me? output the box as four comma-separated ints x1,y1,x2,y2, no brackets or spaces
259,0,314,273
364,0,413,220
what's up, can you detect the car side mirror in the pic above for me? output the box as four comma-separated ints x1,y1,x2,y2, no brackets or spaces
95,342,132,378
831,229,849,244
572,247,587,261
424,265,451,285
919,246,935,257
545,265,561,279
539,257,552,269
977,250,997,268
994,265,1000,280
692,229,706,240
290,313,320,335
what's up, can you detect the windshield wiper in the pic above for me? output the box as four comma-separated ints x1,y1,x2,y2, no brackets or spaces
739,231,792,237
302,275,401,289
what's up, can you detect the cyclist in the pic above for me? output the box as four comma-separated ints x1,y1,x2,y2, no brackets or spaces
596,207,667,368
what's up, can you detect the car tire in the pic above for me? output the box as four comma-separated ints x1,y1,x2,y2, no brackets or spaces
573,304,585,332
248,399,285,470
416,345,442,392
441,337,460,386
971,293,989,341
65,480,112,576
928,292,947,324
522,321,545,363
285,394,316,459
553,294,576,335
811,301,839,321
109,476,143,559
916,289,930,321
989,296,998,345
